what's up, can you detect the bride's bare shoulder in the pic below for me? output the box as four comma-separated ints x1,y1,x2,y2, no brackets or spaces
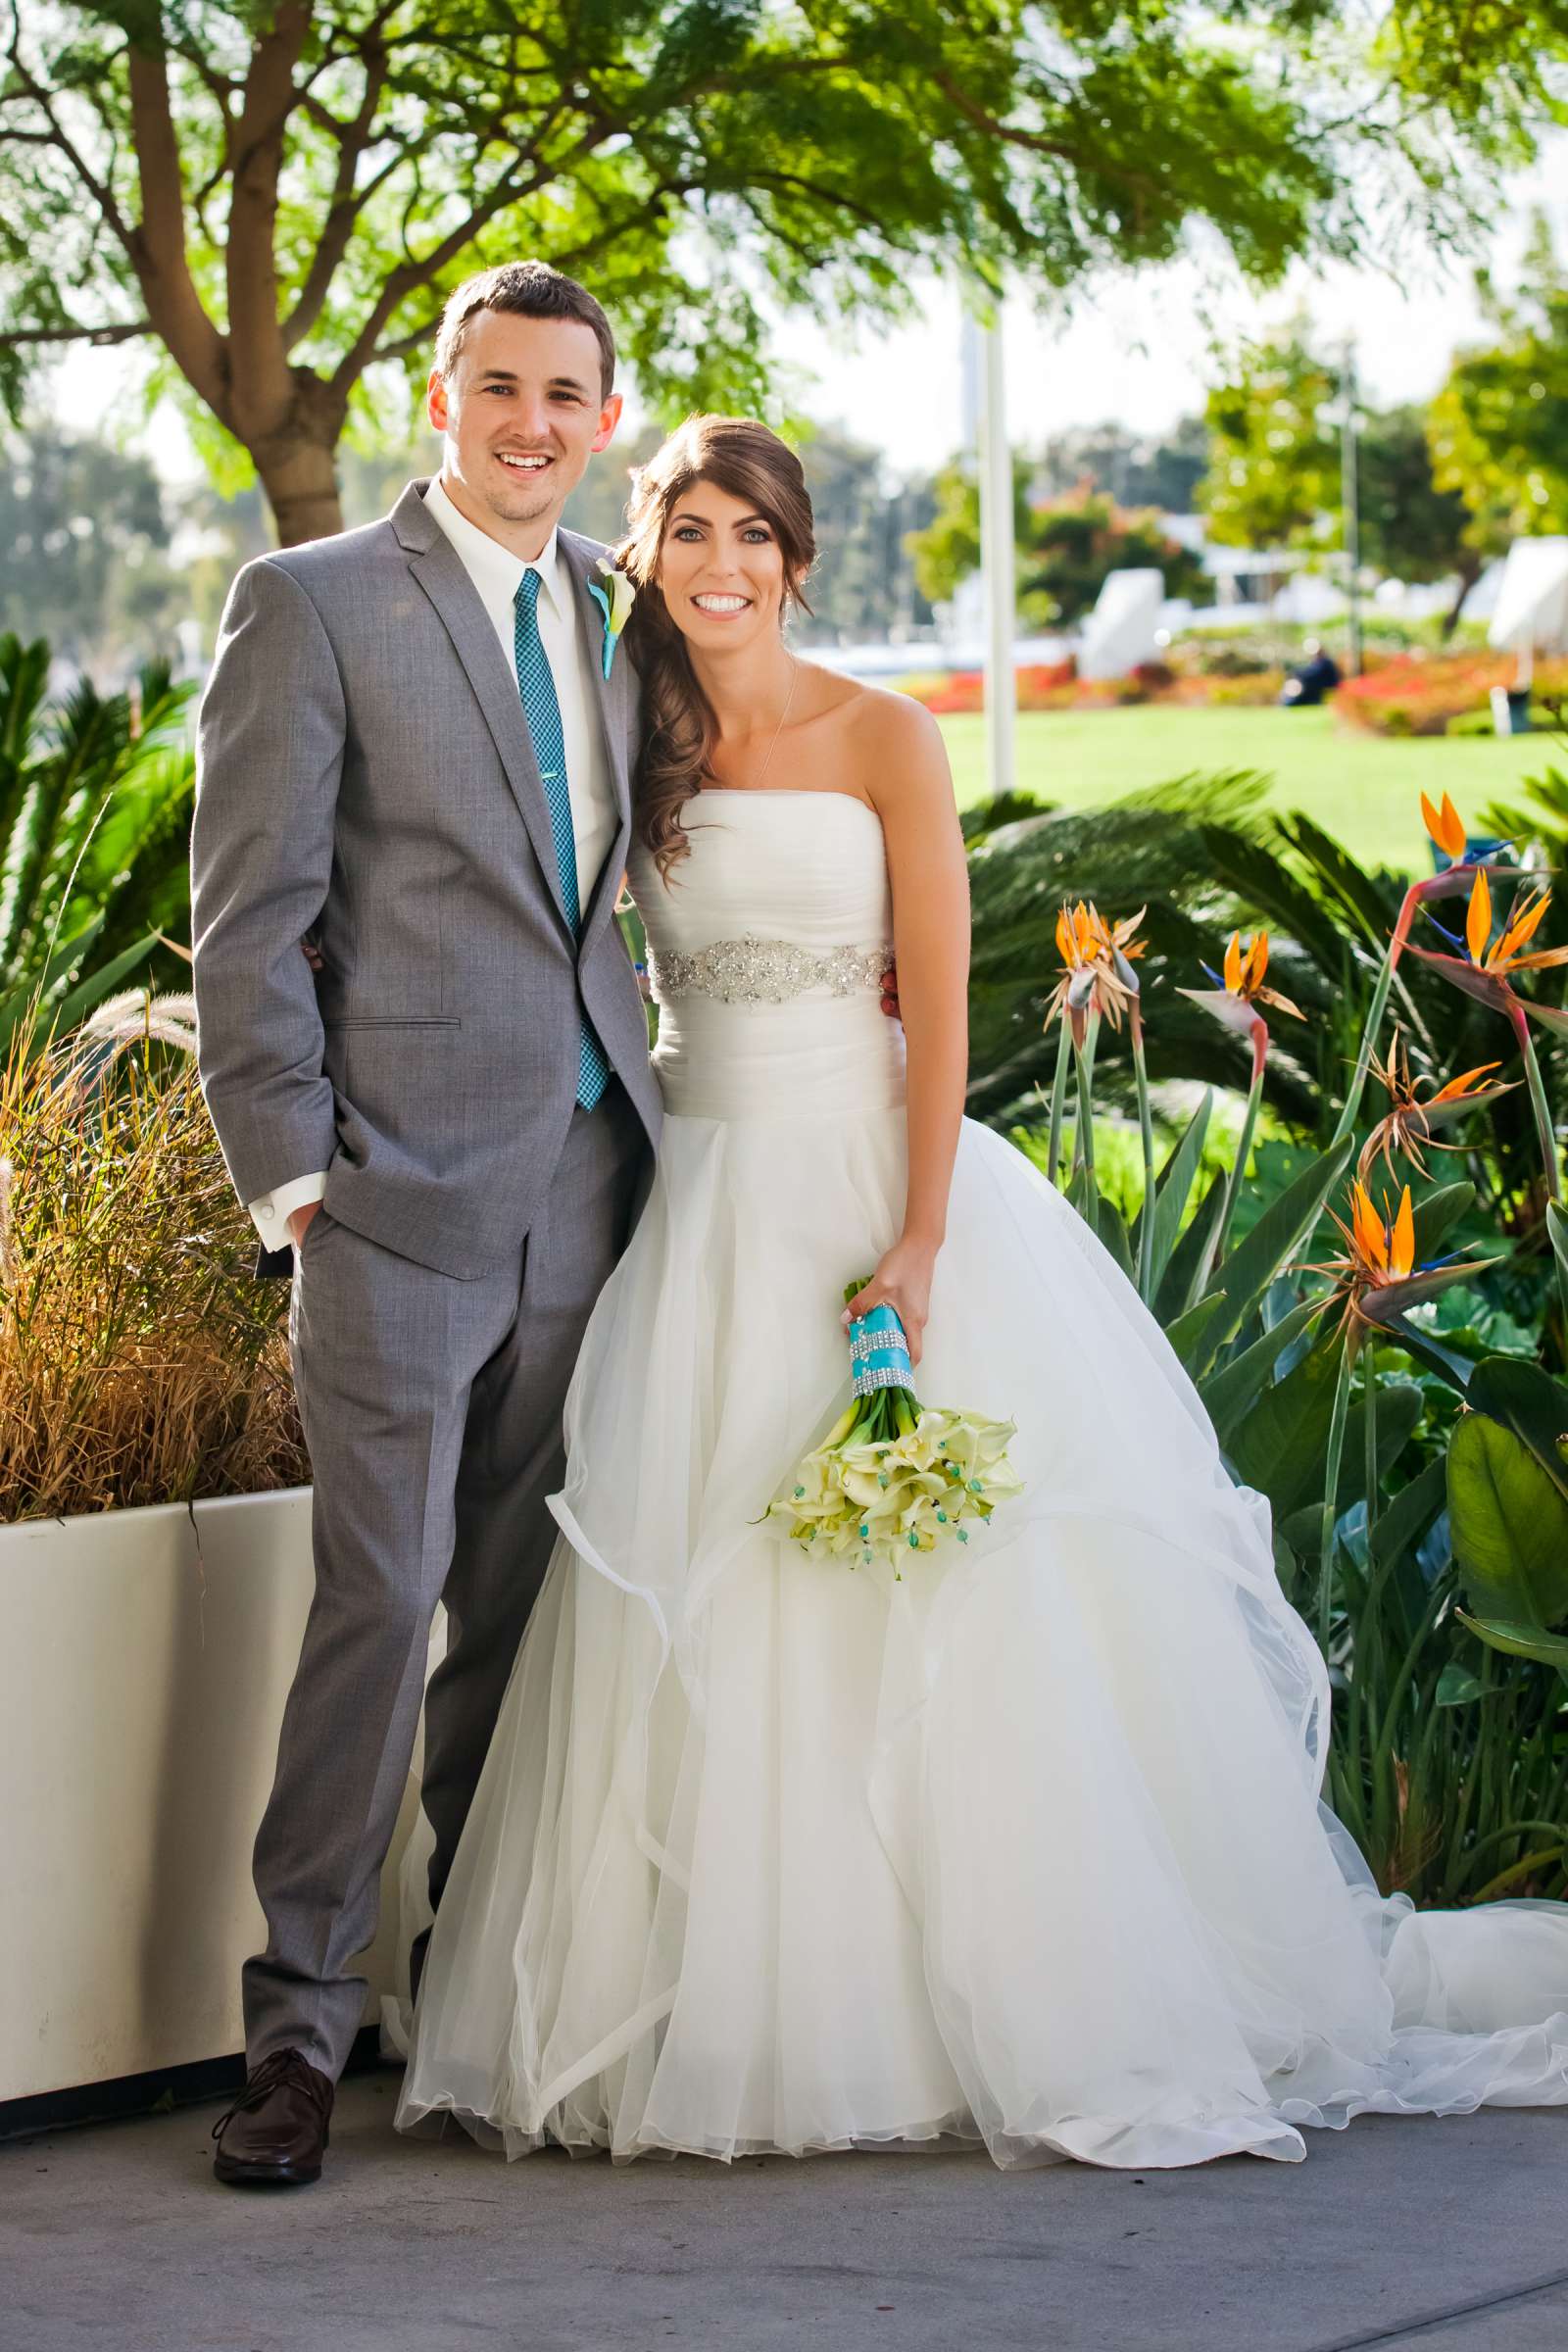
811,671,942,758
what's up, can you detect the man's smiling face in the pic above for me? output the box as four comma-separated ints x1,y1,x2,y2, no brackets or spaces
427,309,622,551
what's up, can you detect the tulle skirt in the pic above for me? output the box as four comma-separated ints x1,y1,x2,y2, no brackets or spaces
395,1105,1568,2168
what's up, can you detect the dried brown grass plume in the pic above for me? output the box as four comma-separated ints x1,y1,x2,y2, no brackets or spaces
0,1009,308,1522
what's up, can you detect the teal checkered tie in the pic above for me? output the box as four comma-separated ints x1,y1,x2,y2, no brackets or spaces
514,567,611,1110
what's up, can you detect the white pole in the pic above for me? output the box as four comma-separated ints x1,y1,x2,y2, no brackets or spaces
1339,337,1362,679
978,307,1016,798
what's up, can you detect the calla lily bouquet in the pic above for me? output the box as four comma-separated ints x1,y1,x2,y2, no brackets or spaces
765,1281,1023,1575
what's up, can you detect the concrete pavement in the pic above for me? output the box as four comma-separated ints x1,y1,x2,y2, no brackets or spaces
4,2073,1567,2351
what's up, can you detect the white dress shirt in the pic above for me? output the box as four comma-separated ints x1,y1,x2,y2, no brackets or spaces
247,475,619,1253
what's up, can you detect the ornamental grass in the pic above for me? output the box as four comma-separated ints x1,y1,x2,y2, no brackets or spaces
0,1009,307,1523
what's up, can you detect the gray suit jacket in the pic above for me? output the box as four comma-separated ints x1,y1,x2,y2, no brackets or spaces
191,481,662,1281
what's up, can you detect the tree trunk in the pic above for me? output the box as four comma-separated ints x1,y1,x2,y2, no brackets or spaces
1441,551,1483,642
254,433,345,546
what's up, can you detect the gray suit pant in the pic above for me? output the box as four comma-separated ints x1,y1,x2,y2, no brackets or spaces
243,1085,647,2078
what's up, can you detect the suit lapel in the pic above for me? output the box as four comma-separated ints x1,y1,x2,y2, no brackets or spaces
559,530,636,945
395,482,572,936
558,532,632,824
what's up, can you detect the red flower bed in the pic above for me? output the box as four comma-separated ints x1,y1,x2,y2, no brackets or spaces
1336,654,1568,737
897,660,1286,714
901,662,1076,715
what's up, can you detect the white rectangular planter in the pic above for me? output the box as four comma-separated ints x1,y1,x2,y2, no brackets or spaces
0,1487,419,2105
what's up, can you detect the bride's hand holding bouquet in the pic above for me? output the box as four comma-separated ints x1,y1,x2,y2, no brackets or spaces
768,1247,1024,1576
842,1233,938,1367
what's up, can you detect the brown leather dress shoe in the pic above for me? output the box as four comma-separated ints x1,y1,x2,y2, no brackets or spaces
212,2047,334,2186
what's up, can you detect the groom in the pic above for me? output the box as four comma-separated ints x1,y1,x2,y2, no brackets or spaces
191,260,661,2187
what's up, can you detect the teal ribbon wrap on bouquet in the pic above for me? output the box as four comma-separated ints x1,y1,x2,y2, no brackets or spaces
849,1302,915,1395
764,1277,1025,1576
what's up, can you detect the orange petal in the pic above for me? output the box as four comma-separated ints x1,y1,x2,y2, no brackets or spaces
1350,1183,1388,1272
1465,869,1493,965
1430,1060,1502,1102
1250,931,1271,989
1223,931,1243,994
1391,1187,1415,1280
1421,791,1466,860
1055,907,1074,965
1493,889,1551,966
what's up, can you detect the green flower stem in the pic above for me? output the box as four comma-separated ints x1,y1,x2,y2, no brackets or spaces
1332,941,1396,1147
1316,1340,1356,1651
1197,1059,1262,1297
1470,1843,1568,1902
1358,1341,1385,1839
1073,1014,1100,1236
1514,1007,1568,1360
1363,1580,1447,1890
1046,1015,1071,1190
1517,1014,1563,1202
1131,1017,1156,1301
823,1397,861,1447
1372,1575,1449,1785
1363,1335,1379,1522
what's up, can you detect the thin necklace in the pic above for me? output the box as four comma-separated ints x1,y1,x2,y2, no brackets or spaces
746,654,800,792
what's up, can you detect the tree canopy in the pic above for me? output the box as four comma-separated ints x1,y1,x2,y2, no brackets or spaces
1427,220,1568,545
1199,325,1343,553
0,433,186,667
3,0,1560,542
908,460,1205,624
1199,324,1486,631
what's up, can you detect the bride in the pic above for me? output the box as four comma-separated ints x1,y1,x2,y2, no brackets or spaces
396,415,1568,2170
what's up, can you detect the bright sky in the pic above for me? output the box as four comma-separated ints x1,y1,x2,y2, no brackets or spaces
50,149,1564,487
783,152,1565,473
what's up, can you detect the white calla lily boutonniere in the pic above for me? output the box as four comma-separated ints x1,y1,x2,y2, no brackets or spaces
587,557,636,681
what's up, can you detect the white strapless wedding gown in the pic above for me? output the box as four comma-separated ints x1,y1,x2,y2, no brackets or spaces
396,787,1568,2170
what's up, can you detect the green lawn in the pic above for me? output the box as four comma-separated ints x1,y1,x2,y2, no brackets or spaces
936,707,1561,874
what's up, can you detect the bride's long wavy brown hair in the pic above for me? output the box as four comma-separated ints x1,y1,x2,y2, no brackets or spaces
615,416,815,880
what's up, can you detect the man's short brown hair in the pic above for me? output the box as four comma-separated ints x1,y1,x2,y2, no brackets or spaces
433,262,616,401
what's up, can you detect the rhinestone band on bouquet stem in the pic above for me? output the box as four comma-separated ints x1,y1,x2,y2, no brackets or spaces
764,1280,1024,1577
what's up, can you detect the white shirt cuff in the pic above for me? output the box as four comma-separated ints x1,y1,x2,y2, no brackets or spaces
249,1171,328,1252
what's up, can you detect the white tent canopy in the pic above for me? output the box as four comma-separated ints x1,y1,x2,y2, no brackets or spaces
1078,568,1165,681
1488,538,1568,657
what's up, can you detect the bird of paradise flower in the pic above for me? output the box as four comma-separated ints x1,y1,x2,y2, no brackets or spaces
1358,1024,1514,1186
1333,790,1521,1146
1315,1178,1498,1351
1403,858,1568,1310
1041,901,1149,1262
1178,930,1305,1292
1330,788,1568,1333
1303,1176,1498,1642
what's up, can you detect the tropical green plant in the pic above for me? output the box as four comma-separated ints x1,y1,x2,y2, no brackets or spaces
1448,1356,1568,1683
0,633,193,1054
967,775,1408,1138
1010,781,1568,1907
967,774,1568,1311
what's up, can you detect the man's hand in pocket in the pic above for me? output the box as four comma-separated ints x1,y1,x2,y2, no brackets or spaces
289,1201,322,1249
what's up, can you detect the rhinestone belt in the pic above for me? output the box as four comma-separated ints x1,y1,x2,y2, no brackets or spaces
647,936,893,1007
